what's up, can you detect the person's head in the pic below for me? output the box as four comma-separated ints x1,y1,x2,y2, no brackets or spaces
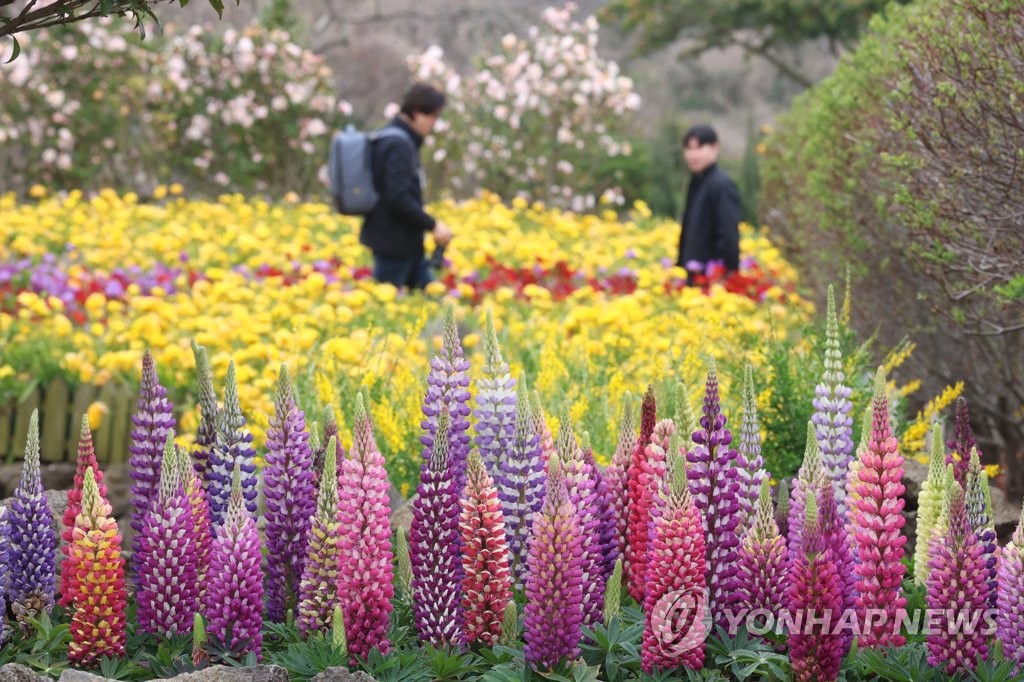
681,124,720,174
400,82,446,137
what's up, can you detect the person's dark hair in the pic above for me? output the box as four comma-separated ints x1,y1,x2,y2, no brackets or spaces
400,83,446,117
682,124,718,147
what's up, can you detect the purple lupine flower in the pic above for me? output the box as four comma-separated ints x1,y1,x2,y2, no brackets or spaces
926,482,990,676
737,479,787,635
557,406,605,627
965,449,997,609
421,304,473,495
788,422,824,560
262,365,316,623
812,285,855,517
603,392,635,584
0,500,11,641
129,349,176,561
410,408,466,649
686,360,742,629
8,410,56,629
500,377,546,591
475,309,517,489
136,434,199,636
946,396,977,487
203,465,264,659
297,437,342,639
735,365,767,535
582,435,618,583
996,507,1024,673
207,361,258,523
524,462,584,671
337,394,395,662
190,341,218,488
815,476,856,658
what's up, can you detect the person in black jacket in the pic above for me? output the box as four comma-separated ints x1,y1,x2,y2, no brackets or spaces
360,83,453,290
677,124,741,285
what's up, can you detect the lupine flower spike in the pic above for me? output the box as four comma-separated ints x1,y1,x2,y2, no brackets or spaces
626,384,657,602
965,448,997,609
582,432,618,582
628,416,674,604
530,390,557,469
263,364,316,623
180,448,213,598
996,507,1024,673
190,341,218,488
914,424,949,587
207,361,258,523
603,393,635,583
66,466,128,667
297,437,342,639
0,505,9,643
59,416,109,608
816,476,856,658
501,377,546,590
603,558,623,624
499,601,518,647
737,479,788,634
852,367,907,649
775,478,790,540
674,380,699,442
788,422,824,559
203,464,264,659
395,526,412,602
946,397,978,486
8,409,57,628
736,365,767,534
475,308,517,490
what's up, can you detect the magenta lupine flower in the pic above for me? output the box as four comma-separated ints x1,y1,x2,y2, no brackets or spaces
582,435,618,583
129,349,176,560
812,286,855,516
203,466,264,659
530,391,557,470
642,447,707,674
926,482,990,676
686,362,742,629
626,385,658,603
262,365,316,623
735,365,768,535
557,406,605,627
787,491,845,682
852,368,907,649
8,410,57,629
410,408,466,649
421,304,473,494
737,480,787,634
207,361,258,523
181,449,213,597
788,422,825,560
0,504,9,642
524,461,584,671
996,507,1024,673
965,449,997,609
297,437,342,639
603,393,636,583
500,378,545,591
815,477,856,658
630,417,674,606
337,394,395,661
190,341,218,487
946,396,977,487
475,309,517,490
136,435,199,637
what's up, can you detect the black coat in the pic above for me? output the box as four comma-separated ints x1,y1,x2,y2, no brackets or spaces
677,163,741,272
359,117,436,260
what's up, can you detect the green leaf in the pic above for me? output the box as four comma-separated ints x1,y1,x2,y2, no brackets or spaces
4,36,21,64
208,0,225,18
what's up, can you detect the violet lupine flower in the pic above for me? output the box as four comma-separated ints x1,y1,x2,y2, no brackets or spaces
965,448,997,609
603,392,636,583
946,396,978,487
190,341,218,487
207,361,258,523
642,446,707,674
297,437,342,639
815,476,856,659
582,434,618,583
523,461,584,672
737,479,787,635
996,507,1024,673
926,482,990,676
626,384,658,603
735,365,767,535
851,368,908,649
686,362,742,630
59,417,109,608
0,505,10,642
262,365,316,623
914,424,949,587
337,394,395,662
499,378,546,591
203,466,264,659
787,422,825,560
529,390,557,469
811,285,855,517
8,410,57,629
420,304,473,495
129,349,176,560
475,309,517,488
557,407,605,627
136,435,200,637
787,492,845,682
410,408,466,649
460,450,512,647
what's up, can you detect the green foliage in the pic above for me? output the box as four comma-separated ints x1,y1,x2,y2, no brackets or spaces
258,0,301,38
852,642,943,682
705,628,792,681
580,615,644,681
268,632,351,681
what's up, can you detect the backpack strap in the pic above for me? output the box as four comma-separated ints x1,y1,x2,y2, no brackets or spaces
371,126,425,190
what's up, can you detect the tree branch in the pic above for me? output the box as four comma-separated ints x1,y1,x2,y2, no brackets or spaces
731,33,814,87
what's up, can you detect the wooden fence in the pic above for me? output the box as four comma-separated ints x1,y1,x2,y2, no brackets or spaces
0,378,138,464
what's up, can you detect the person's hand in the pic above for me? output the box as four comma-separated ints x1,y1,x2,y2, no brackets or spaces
432,222,453,246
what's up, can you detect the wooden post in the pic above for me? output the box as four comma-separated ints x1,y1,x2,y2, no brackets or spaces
0,398,14,461
92,383,120,463
40,377,70,462
11,385,42,458
108,385,135,465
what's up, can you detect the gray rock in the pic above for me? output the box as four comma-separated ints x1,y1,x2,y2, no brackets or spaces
57,670,118,682
389,494,415,533
0,664,48,682
311,669,378,682
169,665,290,682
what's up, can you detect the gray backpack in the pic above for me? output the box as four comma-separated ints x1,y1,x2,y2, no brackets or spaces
328,124,415,215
